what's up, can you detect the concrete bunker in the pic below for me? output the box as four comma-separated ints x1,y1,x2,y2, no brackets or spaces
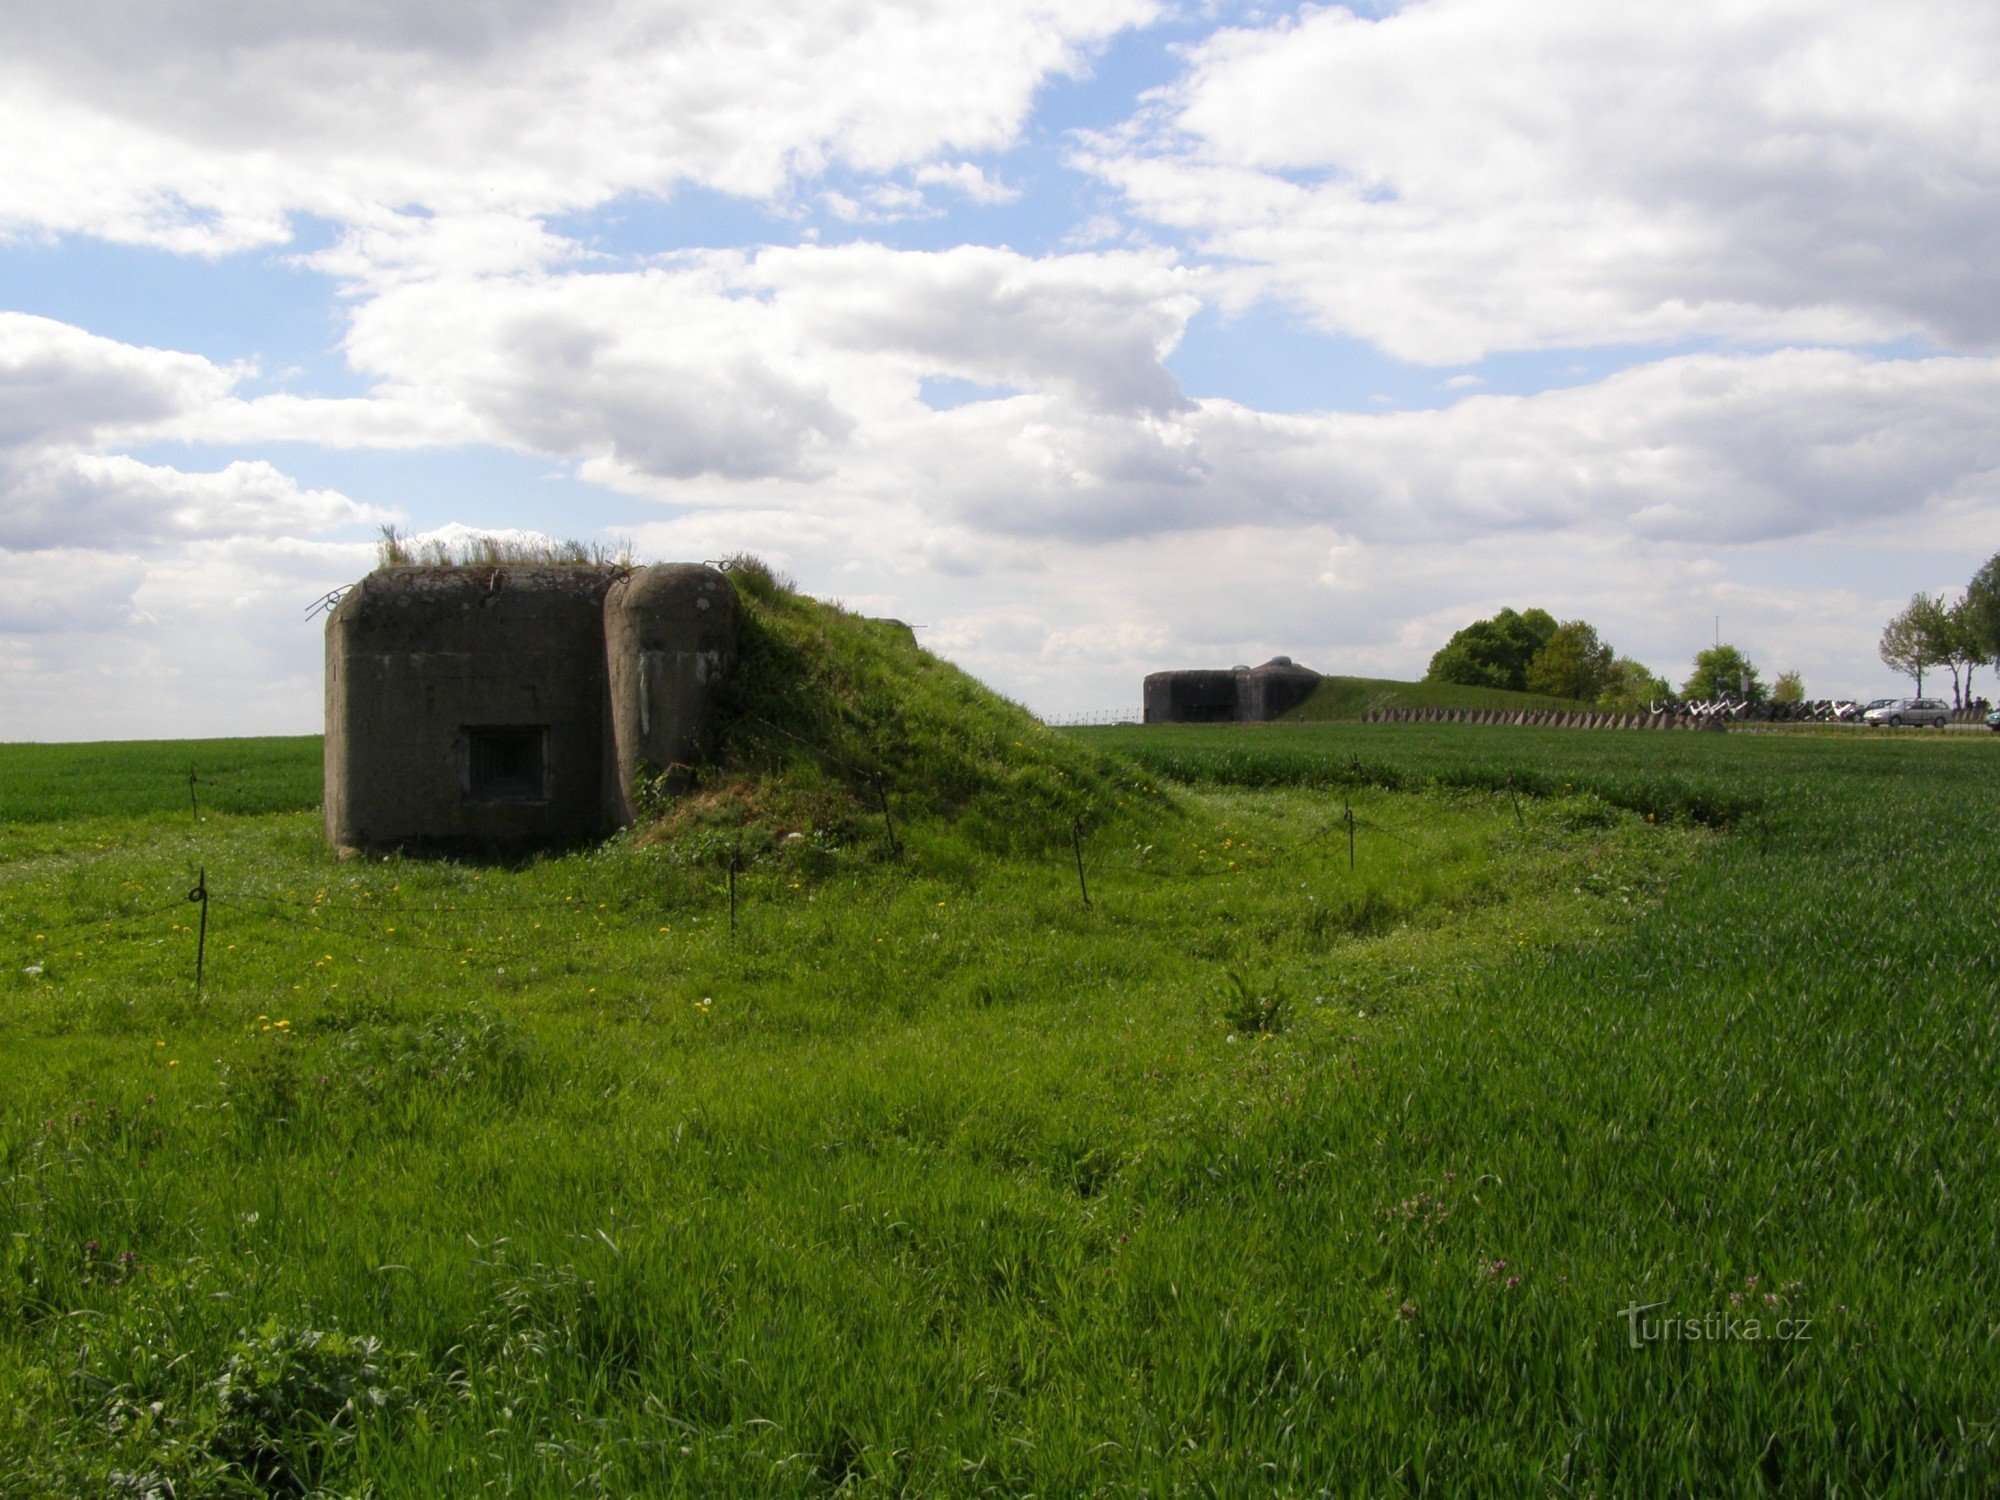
1143,656,1322,725
324,562,737,854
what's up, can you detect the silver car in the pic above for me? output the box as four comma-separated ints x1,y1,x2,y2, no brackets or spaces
1862,697,1951,728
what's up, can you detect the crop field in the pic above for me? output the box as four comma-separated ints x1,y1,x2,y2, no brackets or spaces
1,737,322,828
2,705,1996,1492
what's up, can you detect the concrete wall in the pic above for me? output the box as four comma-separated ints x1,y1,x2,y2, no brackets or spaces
1240,659,1320,722
325,566,622,853
326,562,742,853
602,564,740,826
1144,669,1242,724
1144,658,1322,724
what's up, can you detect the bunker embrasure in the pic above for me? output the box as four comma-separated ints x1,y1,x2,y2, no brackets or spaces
324,562,737,854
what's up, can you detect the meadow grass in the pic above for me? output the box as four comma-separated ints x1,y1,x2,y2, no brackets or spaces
0,719,1994,1494
373,525,629,568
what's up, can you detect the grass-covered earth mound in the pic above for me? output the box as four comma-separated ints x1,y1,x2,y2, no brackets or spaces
653,561,1167,859
1284,672,1598,720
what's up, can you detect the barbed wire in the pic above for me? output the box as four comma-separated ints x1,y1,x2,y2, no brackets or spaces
10,772,1452,933
210,893,536,967
213,886,670,918
2,896,192,942
7,708,1539,993
1043,710,1142,728
738,712,881,781
10,801,1427,961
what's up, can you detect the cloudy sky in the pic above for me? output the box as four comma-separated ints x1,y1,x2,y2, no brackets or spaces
4,0,1997,738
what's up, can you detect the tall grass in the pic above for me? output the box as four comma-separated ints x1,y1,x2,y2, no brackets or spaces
1,720,1994,1492
375,524,629,569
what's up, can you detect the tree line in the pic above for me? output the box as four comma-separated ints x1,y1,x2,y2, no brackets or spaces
1877,551,2000,707
1425,550,2000,715
1425,610,1798,709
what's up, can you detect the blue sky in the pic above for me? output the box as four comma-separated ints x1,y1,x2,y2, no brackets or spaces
3,0,1997,736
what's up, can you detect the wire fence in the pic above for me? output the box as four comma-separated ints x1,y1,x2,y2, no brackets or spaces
5,725,1514,1000
1042,709,1142,728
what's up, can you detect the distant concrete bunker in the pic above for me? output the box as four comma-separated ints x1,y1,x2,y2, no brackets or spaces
324,562,737,853
1143,657,1321,724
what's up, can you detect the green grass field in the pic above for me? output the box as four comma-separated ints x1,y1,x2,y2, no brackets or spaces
2,716,1995,1494
1285,674,1598,720
0,737,321,826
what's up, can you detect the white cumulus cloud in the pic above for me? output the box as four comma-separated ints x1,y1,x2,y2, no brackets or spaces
0,316,387,734
320,243,1202,484
1088,0,2000,361
0,0,1156,260
0,313,385,550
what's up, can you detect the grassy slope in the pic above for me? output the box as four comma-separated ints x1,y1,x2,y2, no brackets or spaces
702,567,1164,854
1286,674,1598,720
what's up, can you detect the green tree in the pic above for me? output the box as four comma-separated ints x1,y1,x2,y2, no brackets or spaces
1597,657,1671,712
1682,644,1765,703
1525,620,1616,702
1771,670,1805,704
1965,552,2000,670
1944,596,1987,709
1878,592,1951,696
1426,607,1559,693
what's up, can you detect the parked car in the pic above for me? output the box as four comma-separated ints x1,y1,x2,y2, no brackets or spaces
1986,707,2000,732
1862,697,1951,728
